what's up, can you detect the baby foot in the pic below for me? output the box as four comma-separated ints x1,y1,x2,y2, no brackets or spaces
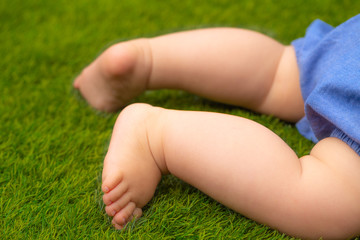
102,103,166,229
73,40,152,112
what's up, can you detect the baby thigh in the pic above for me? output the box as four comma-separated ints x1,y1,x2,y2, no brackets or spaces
276,138,360,239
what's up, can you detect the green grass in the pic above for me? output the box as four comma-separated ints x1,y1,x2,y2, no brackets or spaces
1,0,359,239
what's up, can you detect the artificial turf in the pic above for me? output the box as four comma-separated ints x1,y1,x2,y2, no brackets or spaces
1,0,359,239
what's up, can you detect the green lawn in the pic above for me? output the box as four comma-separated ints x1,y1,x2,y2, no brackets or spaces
1,0,359,239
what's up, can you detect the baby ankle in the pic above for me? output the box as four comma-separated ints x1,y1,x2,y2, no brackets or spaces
127,38,154,90
145,106,169,174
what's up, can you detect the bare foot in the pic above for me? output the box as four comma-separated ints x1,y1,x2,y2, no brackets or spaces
102,103,166,229
73,40,152,112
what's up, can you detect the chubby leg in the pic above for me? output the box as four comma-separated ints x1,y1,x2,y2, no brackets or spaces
103,103,360,239
74,28,303,122
148,28,303,121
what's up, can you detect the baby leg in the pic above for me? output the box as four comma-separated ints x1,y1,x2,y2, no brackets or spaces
74,28,303,121
148,28,303,122
103,103,360,239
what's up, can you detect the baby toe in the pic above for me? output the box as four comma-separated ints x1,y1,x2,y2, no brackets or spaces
113,202,136,226
102,169,124,193
102,181,128,205
112,220,124,230
105,192,131,217
128,207,142,222
73,76,81,89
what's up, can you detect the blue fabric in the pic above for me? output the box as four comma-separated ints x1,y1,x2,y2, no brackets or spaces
292,15,360,155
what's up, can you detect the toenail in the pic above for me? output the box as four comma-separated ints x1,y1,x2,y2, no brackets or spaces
103,186,110,193
112,210,116,216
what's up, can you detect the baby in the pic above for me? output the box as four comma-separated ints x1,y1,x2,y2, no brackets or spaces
74,15,360,239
